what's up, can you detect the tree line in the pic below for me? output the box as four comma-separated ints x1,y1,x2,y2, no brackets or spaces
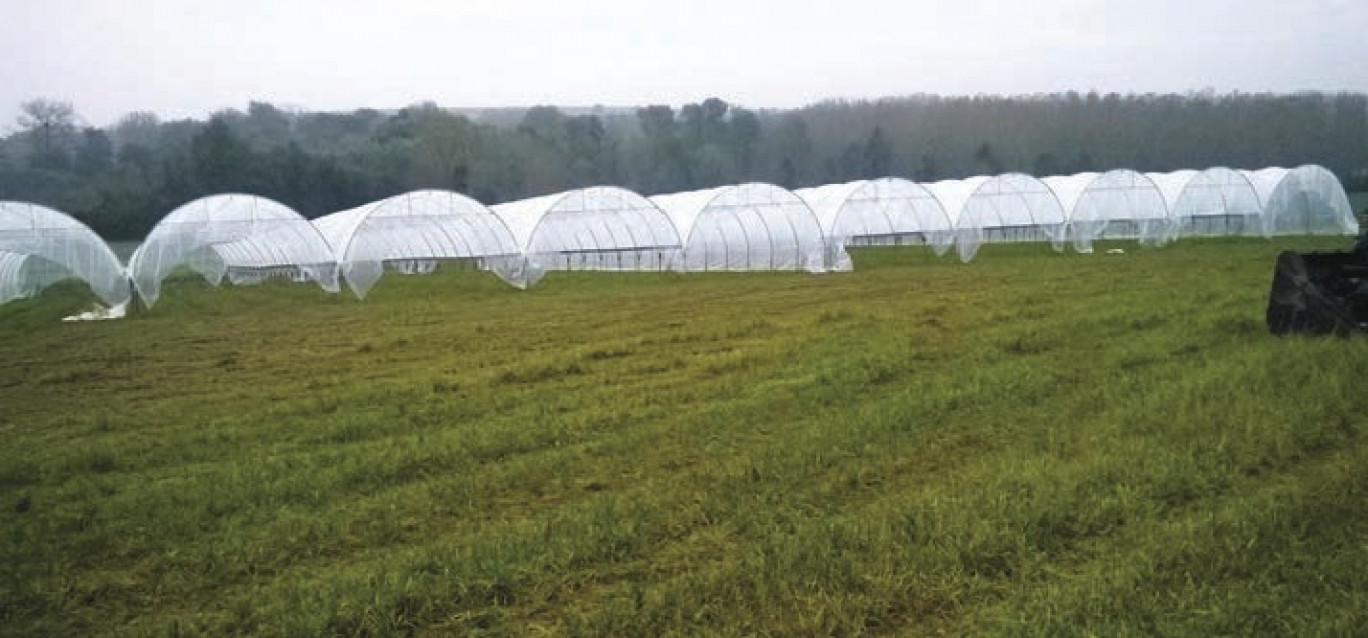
1,91,1365,241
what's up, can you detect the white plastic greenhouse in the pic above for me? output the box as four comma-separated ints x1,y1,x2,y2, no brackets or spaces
0,202,130,308
1148,167,1265,238
796,178,954,271
1242,165,1358,236
5,160,1357,319
650,183,828,273
129,194,340,307
313,189,527,297
492,186,682,285
1044,170,1172,253
930,174,1067,262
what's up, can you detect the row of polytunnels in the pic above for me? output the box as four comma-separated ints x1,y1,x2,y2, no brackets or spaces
0,165,1357,312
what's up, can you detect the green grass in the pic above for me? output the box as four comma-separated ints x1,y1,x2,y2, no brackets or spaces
3,237,1367,636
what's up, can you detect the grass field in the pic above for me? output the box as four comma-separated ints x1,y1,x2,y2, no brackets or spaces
2,237,1367,636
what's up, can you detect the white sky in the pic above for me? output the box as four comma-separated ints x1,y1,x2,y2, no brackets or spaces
1,0,1365,129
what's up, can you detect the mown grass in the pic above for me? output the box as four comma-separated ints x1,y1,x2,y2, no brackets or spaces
2,237,1367,636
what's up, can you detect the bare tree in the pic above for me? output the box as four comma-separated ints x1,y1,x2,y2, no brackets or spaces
17,98,77,155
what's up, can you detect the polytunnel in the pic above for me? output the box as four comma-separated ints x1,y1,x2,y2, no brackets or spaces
930,174,1066,262
795,177,955,271
491,186,682,286
1149,167,1264,238
129,194,339,307
1044,170,1171,253
313,190,526,298
0,202,129,308
1243,165,1358,236
650,183,828,273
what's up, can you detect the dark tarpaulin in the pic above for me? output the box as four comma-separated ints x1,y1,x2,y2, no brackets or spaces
1267,247,1368,336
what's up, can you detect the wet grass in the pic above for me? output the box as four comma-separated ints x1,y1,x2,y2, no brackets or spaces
2,237,1366,636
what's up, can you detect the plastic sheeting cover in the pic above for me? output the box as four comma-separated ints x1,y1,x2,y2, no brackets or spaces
796,178,955,270
1047,170,1172,253
1144,170,1198,210
314,190,525,297
1245,165,1358,236
0,201,129,308
1243,167,1289,206
1163,167,1265,238
651,183,828,273
1041,173,1100,216
130,194,339,307
493,186,682,284
950,174,1067,262
923,176,991,223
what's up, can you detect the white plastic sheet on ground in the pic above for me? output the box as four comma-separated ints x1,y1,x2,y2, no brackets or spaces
314,189,526,297
62,302,128,322
0,201,130,309
796,177,954,271
129,194,339,307
651,183,828,273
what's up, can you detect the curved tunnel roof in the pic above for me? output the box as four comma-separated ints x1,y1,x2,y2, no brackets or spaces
0,201,130,308
313,189,523,297
130,194,339,307
796,177,955,257
651,183,829,273
950,173,1067,262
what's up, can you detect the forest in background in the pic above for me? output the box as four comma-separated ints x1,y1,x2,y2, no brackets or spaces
0,91,1365,240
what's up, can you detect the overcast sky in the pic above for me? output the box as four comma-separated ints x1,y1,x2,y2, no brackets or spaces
2,0,1365,129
